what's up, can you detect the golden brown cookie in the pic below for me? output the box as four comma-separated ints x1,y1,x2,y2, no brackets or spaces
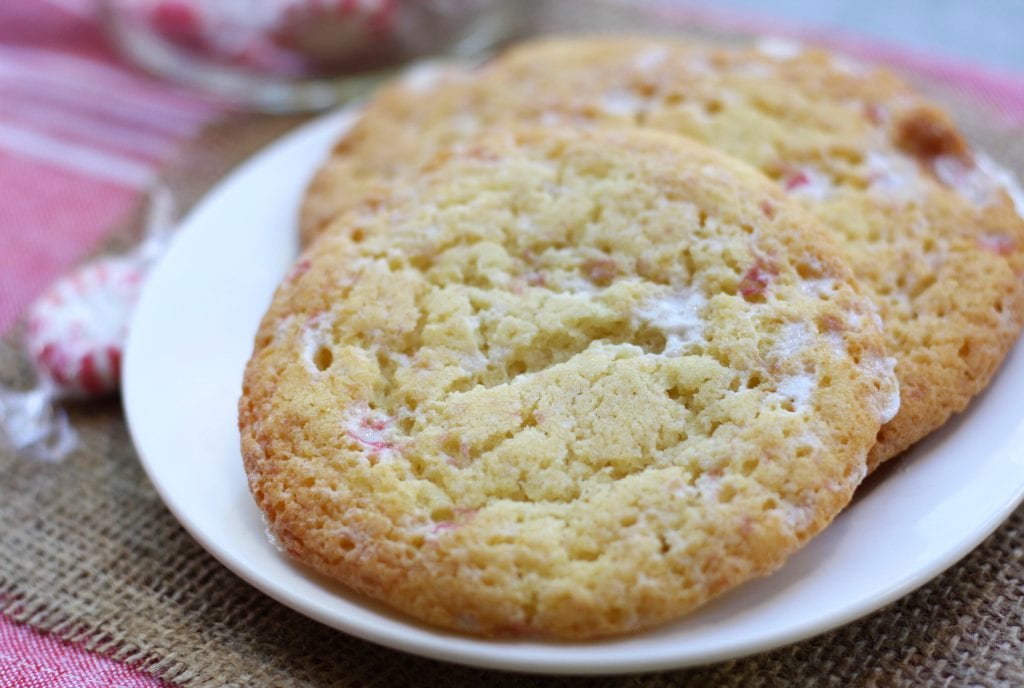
300,36,1024,468
244,126,899,638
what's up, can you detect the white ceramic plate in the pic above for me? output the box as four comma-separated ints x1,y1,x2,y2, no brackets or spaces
123,107,1024,675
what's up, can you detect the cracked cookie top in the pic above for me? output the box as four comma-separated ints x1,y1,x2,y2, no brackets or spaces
242,126,898,638
300,36,1024,469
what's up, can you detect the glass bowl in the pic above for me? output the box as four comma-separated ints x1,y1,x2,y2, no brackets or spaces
100,0,534,112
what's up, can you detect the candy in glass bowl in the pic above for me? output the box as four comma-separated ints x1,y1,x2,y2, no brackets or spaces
100,0,532,111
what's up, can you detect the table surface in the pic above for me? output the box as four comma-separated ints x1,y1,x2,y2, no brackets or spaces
0,1,1022,687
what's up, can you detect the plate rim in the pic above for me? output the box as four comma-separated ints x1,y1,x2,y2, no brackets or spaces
123,105,1024,676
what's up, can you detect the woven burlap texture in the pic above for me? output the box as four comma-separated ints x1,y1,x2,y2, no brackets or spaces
1,329,1022,688
2,13,1024,687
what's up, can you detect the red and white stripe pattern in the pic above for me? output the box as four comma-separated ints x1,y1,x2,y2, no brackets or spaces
24,255,145,396
0,0,221,334
0,617,170,688
0,4,215,682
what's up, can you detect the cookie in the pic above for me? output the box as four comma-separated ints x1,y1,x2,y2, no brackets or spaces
298,62,477,244
243,126,899,638
299,36,1024,469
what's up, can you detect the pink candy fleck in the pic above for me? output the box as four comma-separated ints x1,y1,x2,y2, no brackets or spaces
582,258,618,285
863,102,886,126
778,165,832,200
510,271,546,294
525,271,546,287
430,507,478,534
285,258,312,284
739,257,777,301
345,411,394,452
978,232,1017,256
783,170,810,191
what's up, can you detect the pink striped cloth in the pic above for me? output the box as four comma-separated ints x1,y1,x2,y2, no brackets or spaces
1,1,1023,687
0,619,170,688
0,0,220,335
0,0,217,686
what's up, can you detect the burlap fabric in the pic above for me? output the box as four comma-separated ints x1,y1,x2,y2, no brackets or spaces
2,8,1023,686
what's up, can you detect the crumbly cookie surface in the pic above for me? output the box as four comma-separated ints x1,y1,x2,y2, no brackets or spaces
244,127,898,638
300,36,1024,468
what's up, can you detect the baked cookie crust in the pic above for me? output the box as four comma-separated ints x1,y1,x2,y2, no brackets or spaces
299,36,1024,468
244,126,898,638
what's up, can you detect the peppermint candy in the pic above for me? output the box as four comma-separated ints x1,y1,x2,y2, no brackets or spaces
25,256,145,397
141,0,398,73
1,189,174,461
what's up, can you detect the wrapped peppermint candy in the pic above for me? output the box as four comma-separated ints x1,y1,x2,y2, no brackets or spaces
102,0,524,111
0,189,175,462
107,0,479,75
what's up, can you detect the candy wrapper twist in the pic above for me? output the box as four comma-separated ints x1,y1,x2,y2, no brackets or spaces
0,188,176,462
